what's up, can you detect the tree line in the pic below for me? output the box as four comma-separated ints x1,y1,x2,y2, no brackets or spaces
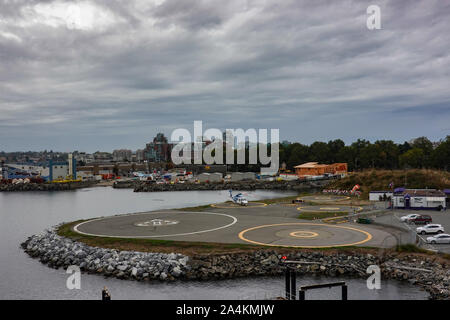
280,136,450,171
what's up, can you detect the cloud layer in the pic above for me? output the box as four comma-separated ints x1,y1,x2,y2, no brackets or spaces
0,0,449,151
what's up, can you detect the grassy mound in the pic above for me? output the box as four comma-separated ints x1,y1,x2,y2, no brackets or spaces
328,169,450,199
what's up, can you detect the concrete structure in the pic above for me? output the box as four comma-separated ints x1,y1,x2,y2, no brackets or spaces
230,172,256,182
294,162,347,177
393,189,446,210
369,191,393,201
197,172,223,183
68,153,77,179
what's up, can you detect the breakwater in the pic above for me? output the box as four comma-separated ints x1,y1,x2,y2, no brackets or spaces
22,227,449,299
131,180,330,192
0,181,96,192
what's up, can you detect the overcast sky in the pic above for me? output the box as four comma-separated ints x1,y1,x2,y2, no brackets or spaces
0,0,449,152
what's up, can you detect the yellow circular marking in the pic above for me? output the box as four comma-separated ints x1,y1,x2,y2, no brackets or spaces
296,206,363,212
319,207,340,210
238,223,372,248
211,202,267,208
289,231,319,238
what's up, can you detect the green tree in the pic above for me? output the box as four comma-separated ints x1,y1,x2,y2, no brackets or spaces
399,148,425,168
309,141,330,163
286,143,309,169
411,137,433,155
327,139,345,162
336,146,357,170
374,140,399,169
398,141,412,154
431,136,450,170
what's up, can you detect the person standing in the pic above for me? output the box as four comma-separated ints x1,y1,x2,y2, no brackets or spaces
102,286,111,301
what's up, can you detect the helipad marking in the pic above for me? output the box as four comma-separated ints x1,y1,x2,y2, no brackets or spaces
73,211,237,238
289,231,319,238
211,202,267,208
238,223,372,248
135,219,179,227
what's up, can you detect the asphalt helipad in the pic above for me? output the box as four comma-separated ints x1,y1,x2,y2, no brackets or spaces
238,223,372,248
74,211,237,238
296,195,350,202
73,203,398,248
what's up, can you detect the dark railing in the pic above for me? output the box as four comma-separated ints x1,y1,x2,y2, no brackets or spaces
281,259,348,300
299,281,348,300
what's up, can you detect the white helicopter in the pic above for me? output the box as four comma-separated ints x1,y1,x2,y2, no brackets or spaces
229,190,248,206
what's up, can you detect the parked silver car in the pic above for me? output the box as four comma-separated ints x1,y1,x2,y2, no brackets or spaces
416,224,444,235
426,234,450,244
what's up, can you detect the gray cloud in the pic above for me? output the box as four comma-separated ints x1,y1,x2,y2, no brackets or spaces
0,0,449,152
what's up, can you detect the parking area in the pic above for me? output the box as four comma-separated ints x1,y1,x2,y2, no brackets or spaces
392,209,450,253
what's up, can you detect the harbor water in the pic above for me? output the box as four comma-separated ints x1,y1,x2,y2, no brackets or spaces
0,188,429,299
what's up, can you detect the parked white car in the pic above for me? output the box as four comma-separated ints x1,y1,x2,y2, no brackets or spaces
416,224,444,235
426,234,450,244
400,214,420,222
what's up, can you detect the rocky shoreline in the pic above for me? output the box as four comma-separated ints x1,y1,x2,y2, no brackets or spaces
132,180,330,192
0,181,96,192
22,227,449,299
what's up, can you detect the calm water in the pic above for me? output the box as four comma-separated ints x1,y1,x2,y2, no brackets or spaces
0,188,428,300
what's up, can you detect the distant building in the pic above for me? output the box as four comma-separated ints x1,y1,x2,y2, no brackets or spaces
392,189,446,210
294,162,347,177
144,133,172,162
113,149,132,162
5,161,69,181
135,149,145,162
93,152,113,162
74,152,94,164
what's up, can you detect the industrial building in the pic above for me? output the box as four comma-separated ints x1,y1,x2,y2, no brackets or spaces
1,159,75,181
392,188,446,210
294,162,348,177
